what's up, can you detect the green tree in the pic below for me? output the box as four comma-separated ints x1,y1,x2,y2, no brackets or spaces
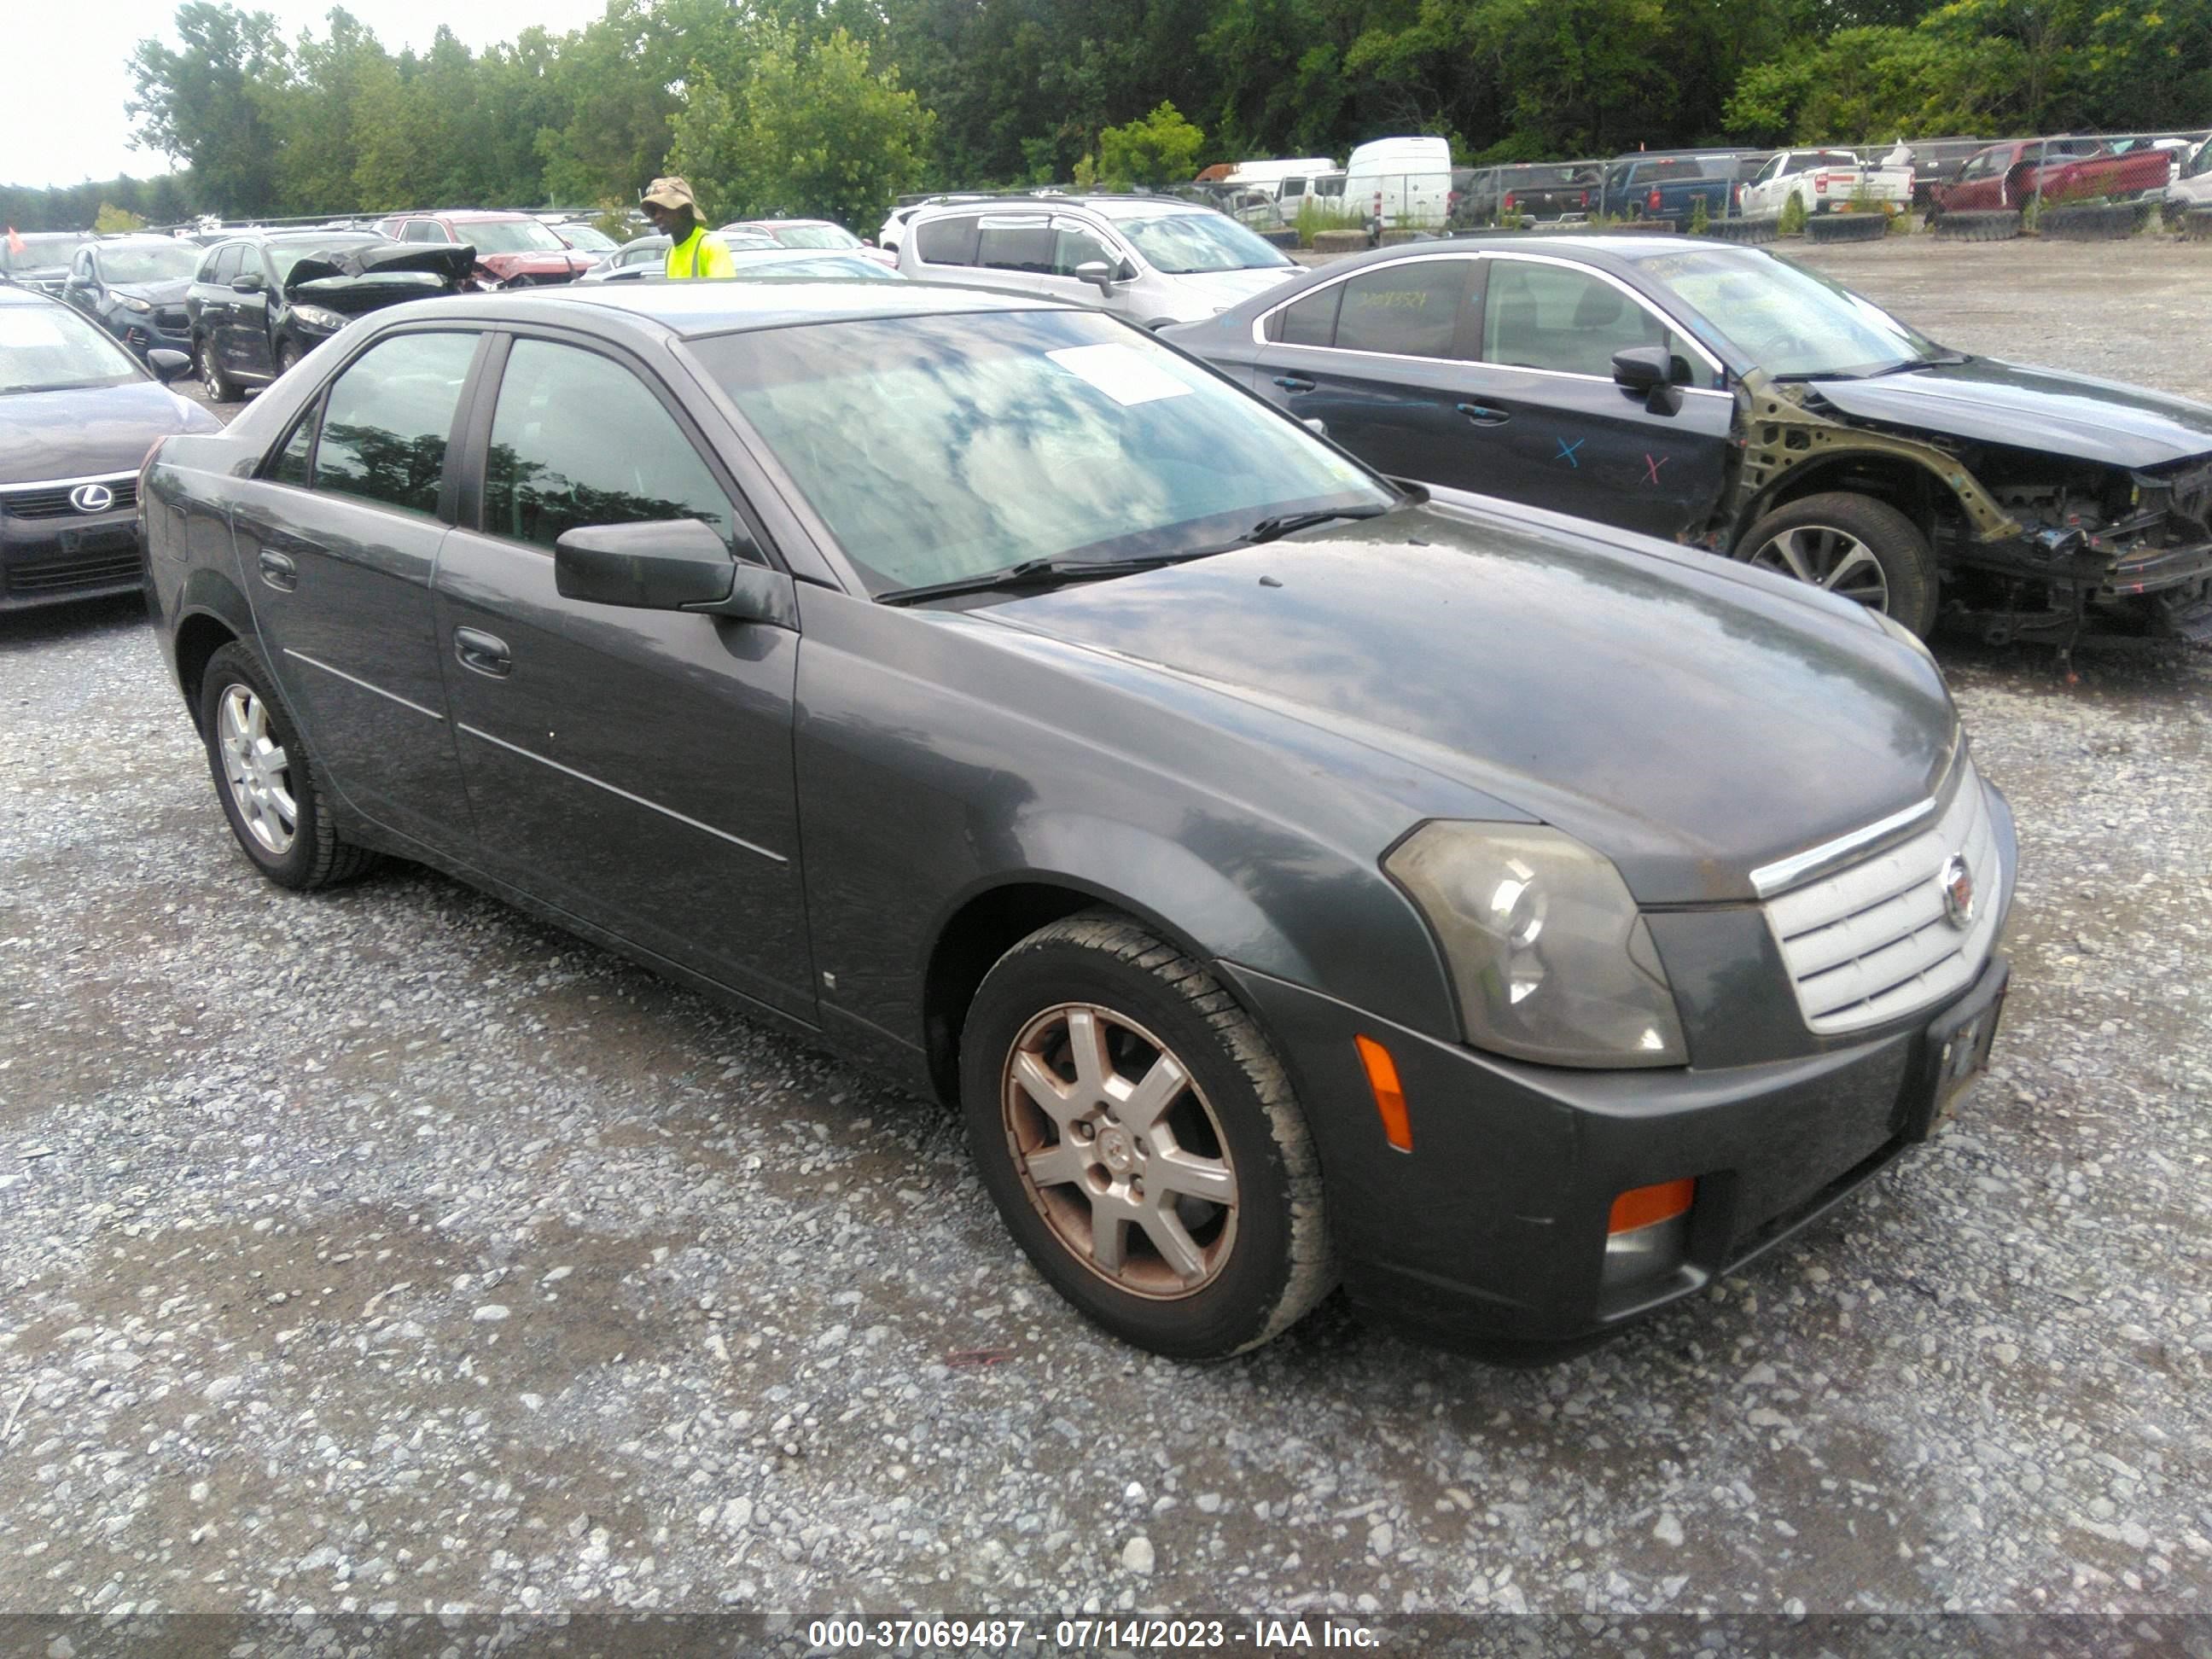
667,24,935,230
95,202,149,232
1097,102,1207,185
125,2,289,215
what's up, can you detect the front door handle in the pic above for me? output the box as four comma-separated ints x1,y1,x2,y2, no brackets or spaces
454,627,512,678
257,550,297,591
1456,402,1511,426
1272,375,1316,393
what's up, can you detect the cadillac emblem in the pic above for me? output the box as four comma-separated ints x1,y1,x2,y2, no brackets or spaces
1939,853,1976,930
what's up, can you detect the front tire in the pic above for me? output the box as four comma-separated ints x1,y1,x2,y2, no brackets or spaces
275,337,302,376
1736,491,1940,637
960,912,1334,1359
199,642,375,889
197,337,241,404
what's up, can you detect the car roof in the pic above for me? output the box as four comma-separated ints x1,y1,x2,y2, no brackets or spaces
0,283,67,309
907,195,1212,224
412,277,1062,339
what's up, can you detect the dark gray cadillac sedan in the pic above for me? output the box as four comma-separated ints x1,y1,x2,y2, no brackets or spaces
143,281,2015,1359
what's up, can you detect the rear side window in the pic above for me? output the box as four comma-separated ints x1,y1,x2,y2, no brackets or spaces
916,215,981,266
1270,282,1344,347
978,218,1054,273
399,221,441,243
312,331,478,519
483,339,745,558
1332,260,1470,358
269,398,319,487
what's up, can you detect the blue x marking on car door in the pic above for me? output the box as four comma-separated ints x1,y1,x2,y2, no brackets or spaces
1556,437,1584,468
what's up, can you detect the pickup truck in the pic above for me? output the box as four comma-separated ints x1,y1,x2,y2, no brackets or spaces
1738,148,1912,218
1933,138,2173,215
1454,161,1604,226
1597,154,1739,229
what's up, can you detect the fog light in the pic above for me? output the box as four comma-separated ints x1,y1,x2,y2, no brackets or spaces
1602,1178,1695,1289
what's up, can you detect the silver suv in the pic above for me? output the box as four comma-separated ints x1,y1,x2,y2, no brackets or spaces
895,195,1300,327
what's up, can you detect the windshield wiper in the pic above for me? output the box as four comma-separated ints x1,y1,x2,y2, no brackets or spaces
876,550,1215,607
1240,504,1394,545
1773,352,1971,383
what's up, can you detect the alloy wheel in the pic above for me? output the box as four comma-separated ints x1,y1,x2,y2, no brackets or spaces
1000,1002,1239,1299
201,347,224,400
1749,524,1892,611
217,684,297,855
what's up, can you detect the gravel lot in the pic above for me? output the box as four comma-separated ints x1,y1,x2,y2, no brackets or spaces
3,238,2209,1630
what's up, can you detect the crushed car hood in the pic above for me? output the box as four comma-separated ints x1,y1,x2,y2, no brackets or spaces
111,278,192,307
980,502,1959,904
0,381,202,483
1812,357,2212,469
475,249,591,280
287,243,474,314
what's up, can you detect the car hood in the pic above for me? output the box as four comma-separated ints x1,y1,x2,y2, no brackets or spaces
287,242,474,315
1809,357,2212,469
0,381,206,482
111,277,193,306
1160,265,1300,316
979,501,1958,903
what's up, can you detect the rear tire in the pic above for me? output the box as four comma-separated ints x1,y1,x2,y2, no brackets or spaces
960,911,1334,1359
199,643,376,889
1736,492,1940,637
197,338,241,403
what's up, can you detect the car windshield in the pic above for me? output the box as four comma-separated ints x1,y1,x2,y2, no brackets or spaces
99,243,203,285
760,224,860,249
1117,212,1293,274
558,224,617,252
459,220,567,253
2,236,83,275
692,308,1388,596
1634,246,1945,378
0,302,142,393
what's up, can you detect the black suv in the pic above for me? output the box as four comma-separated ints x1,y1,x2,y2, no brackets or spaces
185,231,473,402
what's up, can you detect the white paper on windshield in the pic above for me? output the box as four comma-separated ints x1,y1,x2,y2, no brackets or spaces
1045,344,1193,407
0,311,73,350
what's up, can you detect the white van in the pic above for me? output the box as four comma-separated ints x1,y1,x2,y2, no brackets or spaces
1345,136,1453,236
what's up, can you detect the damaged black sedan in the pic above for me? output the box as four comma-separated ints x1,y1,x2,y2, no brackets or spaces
1168,236,2212,647
184,232,475,401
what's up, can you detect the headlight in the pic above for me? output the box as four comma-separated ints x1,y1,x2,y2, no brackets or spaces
114,293,154,313
1385,823,1687,1068
289,305,348,332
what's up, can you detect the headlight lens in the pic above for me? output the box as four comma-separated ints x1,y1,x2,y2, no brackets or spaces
1386,823,1687,1068
115,293,154,313
289,305,348,333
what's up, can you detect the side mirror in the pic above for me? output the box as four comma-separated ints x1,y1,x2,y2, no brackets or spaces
1611,346,1673,395
554,519,795,626
230,275,265,295
1072,259,1117,293
148,348,192,385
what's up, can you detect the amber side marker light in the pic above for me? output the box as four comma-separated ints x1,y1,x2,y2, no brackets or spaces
1609,1178,1696,1235
1354,1035,1412,1152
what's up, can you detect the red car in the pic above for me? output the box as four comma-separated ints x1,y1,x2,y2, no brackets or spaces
368,212,595,288
1932,139,2173,216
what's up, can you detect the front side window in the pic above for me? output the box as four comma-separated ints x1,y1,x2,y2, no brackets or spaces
484,339,742,556
400,221,443,244
312,331,478,519
1115,212,1292,274
1482,260,1688,379
693,309,1388,596
270,398,319,486
1051,219,1116,277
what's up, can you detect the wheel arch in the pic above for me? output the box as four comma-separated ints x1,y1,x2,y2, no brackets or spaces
917,835,1341,1110
1732,451,1946,550
172,572,258,732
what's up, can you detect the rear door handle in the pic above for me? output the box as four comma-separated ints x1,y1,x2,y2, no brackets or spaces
1272,375,1316,393
1456,402,1511,426
454,627,512,678
257,550,297,591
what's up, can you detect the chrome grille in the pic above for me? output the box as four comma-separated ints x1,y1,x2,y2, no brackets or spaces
0,475,138,519
1764,757,2002,1035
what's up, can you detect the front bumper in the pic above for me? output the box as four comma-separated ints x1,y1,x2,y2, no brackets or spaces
1222,950,2011,1355
0,499,146,612
104,309,193,361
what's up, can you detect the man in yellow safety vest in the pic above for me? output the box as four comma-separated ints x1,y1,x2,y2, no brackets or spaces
639,177,734,279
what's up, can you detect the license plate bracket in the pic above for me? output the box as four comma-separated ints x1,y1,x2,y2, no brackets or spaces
1903,957,2008,1142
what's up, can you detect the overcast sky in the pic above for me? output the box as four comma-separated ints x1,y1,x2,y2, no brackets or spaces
5,0,612,190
